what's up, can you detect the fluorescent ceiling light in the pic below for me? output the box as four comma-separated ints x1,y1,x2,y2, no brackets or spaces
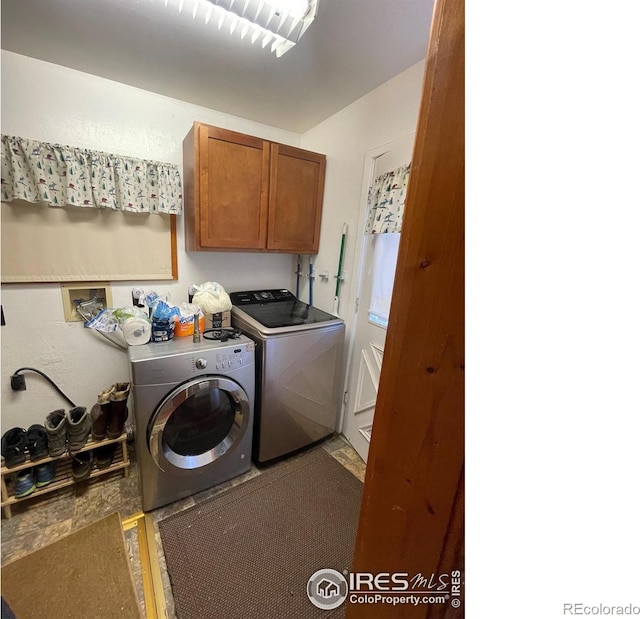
156,0,318,57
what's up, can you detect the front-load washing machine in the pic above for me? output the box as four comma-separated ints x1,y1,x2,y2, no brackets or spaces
128,335,255,512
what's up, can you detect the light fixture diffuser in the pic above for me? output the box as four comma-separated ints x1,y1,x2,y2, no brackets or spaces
159,0,318,57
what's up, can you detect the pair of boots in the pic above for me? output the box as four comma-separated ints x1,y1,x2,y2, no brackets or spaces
44,407,91,456
90,383,131,442
69,444,114,481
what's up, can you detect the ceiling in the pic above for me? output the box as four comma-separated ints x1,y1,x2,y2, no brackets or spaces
0,0,433,133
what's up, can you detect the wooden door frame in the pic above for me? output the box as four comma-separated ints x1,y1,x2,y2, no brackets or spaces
347,0,465,616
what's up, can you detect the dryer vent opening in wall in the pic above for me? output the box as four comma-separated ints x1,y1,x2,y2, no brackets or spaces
61,283,112,322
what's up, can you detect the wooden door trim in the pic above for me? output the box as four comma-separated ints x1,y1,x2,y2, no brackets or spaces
347,0,465,616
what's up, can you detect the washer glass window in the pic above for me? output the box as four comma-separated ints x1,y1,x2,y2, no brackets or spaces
163,388,235,456
148,376,249,471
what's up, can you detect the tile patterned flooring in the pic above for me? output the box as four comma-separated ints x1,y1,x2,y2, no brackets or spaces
1,435,366,618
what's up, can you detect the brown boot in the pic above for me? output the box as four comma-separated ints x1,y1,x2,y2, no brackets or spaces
90,386,113,441
107,382,131,439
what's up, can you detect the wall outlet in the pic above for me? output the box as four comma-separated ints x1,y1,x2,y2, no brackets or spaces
10,374,26,391
132,287,145,307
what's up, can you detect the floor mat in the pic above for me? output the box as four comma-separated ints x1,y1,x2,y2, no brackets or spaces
158,448,364,618
1,511,142,619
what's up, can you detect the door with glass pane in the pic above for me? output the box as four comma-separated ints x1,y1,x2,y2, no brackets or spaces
342,134,414,462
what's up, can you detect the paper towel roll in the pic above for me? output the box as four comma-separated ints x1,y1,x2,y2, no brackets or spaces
122,317,151,346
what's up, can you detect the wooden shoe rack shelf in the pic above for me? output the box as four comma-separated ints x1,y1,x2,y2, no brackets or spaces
0,434,129,519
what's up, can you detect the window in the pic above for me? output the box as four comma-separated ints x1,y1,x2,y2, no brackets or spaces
367,233,401,328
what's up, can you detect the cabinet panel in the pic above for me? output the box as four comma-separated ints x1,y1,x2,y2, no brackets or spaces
199,126,269,250
267,144,326,253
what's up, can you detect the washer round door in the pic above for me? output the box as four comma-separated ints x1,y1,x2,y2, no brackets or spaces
147,375,250,472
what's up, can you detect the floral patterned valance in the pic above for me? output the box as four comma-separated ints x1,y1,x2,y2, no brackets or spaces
365,163,411,234
1,135,182,215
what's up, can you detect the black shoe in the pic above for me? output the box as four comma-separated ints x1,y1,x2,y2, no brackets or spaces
1,428,28,468
26,424,49,461
71,451,92,481
94,444,116,469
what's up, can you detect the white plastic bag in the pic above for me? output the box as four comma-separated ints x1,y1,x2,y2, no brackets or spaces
192,282,232,314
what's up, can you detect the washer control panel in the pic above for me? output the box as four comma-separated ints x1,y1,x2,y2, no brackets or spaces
129,337,255,385
214,347,247,370
230,289,295,305
188,347,252,373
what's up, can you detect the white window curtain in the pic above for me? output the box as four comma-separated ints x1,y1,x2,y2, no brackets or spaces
364,163,411,234
1,135,182,215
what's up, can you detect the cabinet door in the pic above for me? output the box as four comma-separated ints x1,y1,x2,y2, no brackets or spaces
198,125,269,250
267,144,326,253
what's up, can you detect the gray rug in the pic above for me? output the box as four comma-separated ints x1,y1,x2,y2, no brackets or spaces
159,448,363,619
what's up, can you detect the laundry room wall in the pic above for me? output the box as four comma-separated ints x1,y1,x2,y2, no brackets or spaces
299,61,425,422
0,50,300,431
299,61,425,318
0,51,426,433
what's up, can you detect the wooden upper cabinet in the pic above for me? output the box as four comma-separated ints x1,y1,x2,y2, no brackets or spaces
184,123,269,251
183,122,326,253
267,144,326,253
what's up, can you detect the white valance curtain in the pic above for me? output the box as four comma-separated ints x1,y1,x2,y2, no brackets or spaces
1,135,182,215
365,163,411,234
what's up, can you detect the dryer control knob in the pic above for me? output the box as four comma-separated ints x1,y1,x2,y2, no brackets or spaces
195,358,208,370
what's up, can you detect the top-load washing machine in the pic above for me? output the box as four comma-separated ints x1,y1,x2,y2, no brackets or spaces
128,334,255,512
230,289,345,466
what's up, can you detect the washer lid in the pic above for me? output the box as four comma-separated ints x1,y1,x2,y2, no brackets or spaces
230,289,341,329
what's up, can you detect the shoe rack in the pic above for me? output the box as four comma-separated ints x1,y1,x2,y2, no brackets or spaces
0,434,129,519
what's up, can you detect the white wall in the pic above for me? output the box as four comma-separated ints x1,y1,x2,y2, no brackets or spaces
0,51,300,430
299,60,425,410
0,51,425,433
